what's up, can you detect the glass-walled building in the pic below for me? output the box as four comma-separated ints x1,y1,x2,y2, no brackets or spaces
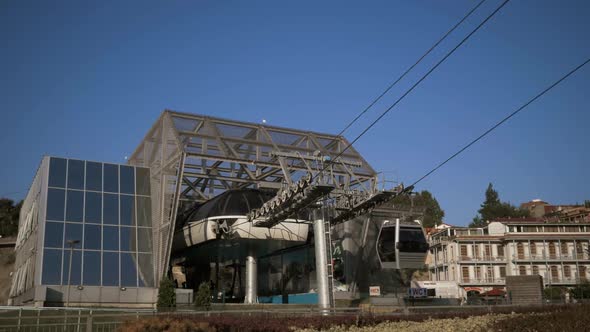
10,156,156,307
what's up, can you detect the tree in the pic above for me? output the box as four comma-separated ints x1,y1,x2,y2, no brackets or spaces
469,183,529,227
194,282,212,310
391,190,444,228
157,277,176,309
0,199,22,237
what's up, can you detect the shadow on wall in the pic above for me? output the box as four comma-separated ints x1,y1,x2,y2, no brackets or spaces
0,247,16,305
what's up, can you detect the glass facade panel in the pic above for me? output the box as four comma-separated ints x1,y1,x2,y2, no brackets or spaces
138,254,154,287
46,188,65,221
85,192,101,223
67,160,85,190
102,252,119,286
136,196,151,227
41,158,154,289
61,250,82,285
135,167,150,196
83,251,101,286
66,190,84,222
64,223,83,249
103,164,118,193
120,166,135,194
120,195,135,226
103,226,119,251
137,227,152,253
85,161,102,191
103,194,119,225
120,226,136,252
44,222,64,248
121,253,138,287
42,249,63,285
48,157,67,188
84,224,101,250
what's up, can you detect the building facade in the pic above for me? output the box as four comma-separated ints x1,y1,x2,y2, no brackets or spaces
428,218,590,296
10,157,156,307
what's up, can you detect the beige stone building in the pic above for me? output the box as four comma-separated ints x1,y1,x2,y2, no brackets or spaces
428,218,590,295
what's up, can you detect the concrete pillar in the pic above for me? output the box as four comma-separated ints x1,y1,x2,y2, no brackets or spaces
244,255,258,304
313,216,330,312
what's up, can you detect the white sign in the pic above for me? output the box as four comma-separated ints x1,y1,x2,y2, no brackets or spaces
408,288,428,298
369,286,381,297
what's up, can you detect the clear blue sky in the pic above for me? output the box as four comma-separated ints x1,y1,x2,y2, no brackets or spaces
1,0,589,226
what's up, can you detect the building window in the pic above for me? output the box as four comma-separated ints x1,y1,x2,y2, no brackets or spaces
519,266,527,276
517,243,525,259
532,266,539,276
499,266,506,278
530,243,537,255
580,266,587,281
497,245,504,257
564,266,571,278
548,242,557,259
475,266,481,279
485,244,491,259
462,267,470,282
550,266,559,280
486,266,493,281
560,242,568,255
460,245,468,259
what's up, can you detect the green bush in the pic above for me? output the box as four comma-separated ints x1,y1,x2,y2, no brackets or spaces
157,277,176,309
570,282,590,299
194,282,212,310
543,286,564,300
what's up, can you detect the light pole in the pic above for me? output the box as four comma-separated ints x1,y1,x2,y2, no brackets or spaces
65,239,80,308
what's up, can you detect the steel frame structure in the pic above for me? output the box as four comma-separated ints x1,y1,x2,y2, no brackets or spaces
128,110,381,283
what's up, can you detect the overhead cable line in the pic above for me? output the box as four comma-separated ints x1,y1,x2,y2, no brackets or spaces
315,0,511,182
337,0,488,137
409,57,590,188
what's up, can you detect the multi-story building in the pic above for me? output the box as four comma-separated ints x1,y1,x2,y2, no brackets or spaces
428,217,590,296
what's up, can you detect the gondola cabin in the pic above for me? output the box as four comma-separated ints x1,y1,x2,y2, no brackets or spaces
376,219,428,269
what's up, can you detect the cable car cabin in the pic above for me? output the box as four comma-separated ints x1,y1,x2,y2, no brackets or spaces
376,219,428,269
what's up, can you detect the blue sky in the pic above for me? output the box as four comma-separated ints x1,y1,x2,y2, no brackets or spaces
1,0,589,225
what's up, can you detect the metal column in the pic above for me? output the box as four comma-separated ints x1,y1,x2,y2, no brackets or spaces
313,213,332,312
244,255,258,304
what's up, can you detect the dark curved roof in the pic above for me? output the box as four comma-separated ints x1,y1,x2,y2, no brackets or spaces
182,189,276,224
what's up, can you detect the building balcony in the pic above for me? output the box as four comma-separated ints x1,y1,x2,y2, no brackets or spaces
458,255,507,263
512,254,590,262
545,277,586,285
459,278,506,286
429,237,451,247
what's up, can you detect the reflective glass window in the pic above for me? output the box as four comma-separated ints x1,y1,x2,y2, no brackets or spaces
120,226,136,252
85,161,102,191
84,224,101,250
104,164,119,193
42,249,62,285
135,167,150,196
64,223,83,249
138,253,154,287
121,253,138,287
67,160,85,190
102,252,119,286
66,190,84,222
103,226,119,251
61,250,81,285
48,157,67,188
120,166,135,194
136,196,151,227
85,192,101,223
103,194,119,225
83,251,101,286
46,188,65,221
44,222,64,248
120,195,135,226
137,227,152,253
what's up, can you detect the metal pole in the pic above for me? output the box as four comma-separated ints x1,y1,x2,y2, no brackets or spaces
244,255,258,304
66,243,75,308
313,210,330,313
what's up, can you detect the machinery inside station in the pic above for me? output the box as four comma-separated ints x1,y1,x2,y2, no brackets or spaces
128,110,429,307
